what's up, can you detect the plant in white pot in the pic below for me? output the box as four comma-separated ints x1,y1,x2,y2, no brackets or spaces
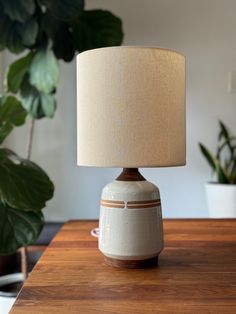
199,121,236,218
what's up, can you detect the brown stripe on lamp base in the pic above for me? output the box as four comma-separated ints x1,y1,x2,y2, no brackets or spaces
100,199,161,209
100,200,125,208
104,256,158,269
127,201,161,209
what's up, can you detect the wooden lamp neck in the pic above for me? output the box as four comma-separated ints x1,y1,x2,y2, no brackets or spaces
116,168,146,181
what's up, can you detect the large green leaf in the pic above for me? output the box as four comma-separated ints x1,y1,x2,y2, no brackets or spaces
40,0,84,21
40,93,56,117
2,0,36,23
0,148,54,211
0,95,27,144
5,52,34,93
20,75,56,119
29,47,59,93
0,202,44,255
0,14,25,53
19,17,38,46
71,10,124,53
0,2,38,52
42,12,75,62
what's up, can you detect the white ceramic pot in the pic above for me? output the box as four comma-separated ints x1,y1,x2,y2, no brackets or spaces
0,273,24,298
206,183,236,218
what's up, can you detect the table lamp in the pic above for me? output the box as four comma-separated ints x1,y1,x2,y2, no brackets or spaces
77,46,186,268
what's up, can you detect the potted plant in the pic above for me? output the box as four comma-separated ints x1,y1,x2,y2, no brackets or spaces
199,120,236,217
0,0,123,299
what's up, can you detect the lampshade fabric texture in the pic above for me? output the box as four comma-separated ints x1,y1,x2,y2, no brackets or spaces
77,46,186,168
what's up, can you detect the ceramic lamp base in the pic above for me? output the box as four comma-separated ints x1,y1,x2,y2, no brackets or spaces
99,168,163,269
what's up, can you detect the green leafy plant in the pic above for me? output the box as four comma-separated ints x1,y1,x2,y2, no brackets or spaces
0,0,123,270
199,121,236,184
0,0,123,119
0,95,53,255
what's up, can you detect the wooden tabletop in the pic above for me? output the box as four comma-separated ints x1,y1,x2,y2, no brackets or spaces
11,219,236,314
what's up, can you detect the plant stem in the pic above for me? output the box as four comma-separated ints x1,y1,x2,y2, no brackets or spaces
20,118,35,279
26,118,35,160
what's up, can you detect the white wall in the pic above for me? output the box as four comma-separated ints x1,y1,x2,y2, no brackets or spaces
3,0,236,221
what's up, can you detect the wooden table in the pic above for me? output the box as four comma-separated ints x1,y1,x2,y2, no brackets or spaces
11,219,236,313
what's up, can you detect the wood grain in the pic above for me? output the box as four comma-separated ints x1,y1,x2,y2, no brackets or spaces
10,219,236,314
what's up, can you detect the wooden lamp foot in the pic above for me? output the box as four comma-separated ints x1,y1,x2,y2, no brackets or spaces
104,256,158,269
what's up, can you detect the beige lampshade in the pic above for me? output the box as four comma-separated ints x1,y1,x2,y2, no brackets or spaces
77,46,186,168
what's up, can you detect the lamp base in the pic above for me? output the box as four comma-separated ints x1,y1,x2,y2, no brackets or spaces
99,168,163,269
104,255,158,269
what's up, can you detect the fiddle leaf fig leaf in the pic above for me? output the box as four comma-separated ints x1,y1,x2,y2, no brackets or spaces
0,14,25,53
19,17,38,46
2,0,36,22
5,52,34,93
42,12,75,62
0,95,27,144
20,75,56,119
40,93,56,117
0,202,44,255
71,10,124,52
29,47,59,93
0,148,54,211
40,0,84,21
